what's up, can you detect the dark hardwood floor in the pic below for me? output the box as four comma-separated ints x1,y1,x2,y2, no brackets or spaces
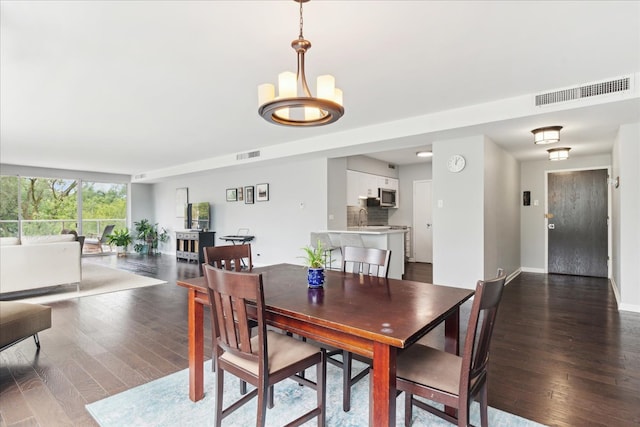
1,255,639,426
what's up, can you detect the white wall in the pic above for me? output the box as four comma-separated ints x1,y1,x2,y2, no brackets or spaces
129,183,154,229
0,164,130,183
483,137,520,278
612,123,640,312
432,135,520,288
151,158,328,267
432,136,485,288
520,154,612,272
346,155,399,178
327,157,347,230
389,162,432,226
612,133,621,298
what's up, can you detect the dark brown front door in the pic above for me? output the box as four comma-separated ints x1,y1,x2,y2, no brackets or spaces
548,169,608,277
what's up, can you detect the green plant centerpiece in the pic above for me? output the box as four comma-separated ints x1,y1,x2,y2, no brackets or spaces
300,240,326,288
134,219,169,255
107,228,132,256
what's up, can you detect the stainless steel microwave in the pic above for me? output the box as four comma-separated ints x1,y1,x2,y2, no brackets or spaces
378,188,396,207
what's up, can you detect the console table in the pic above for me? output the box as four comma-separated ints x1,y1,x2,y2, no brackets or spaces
175,231,215,263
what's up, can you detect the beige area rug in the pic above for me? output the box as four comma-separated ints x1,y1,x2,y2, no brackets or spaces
15,264,167,304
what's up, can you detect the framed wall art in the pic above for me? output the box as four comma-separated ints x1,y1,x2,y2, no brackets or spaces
256,183,269,202
226,188,237,202
237,187,244,201
245,186,254,204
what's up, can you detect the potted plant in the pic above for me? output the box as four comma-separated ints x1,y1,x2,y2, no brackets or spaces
150,226,169,255
300,240,326,288
134,219,169,255
107,229,132,256
134,219,154,254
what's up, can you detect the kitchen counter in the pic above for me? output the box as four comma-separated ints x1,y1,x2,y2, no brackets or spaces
319,228,407,279
343,226,407,234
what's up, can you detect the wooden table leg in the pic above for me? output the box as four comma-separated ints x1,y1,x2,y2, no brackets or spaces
370,342,397,427
444,307,460,355
444,307,461,416
188,288,204,402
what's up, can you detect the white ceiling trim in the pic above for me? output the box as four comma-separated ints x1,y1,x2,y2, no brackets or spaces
133,74,640,182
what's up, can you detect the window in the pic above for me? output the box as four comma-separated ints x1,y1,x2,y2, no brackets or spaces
0,175,127,246
81,181,127,238
0,176,19,237
20,176,78,236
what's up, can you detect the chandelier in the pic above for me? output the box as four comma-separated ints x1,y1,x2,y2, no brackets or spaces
258,0,344,126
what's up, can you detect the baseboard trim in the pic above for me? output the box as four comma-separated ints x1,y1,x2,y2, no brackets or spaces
619,303,640,313
610,276,621,308
520,267,545,273
505,268,521,285
611,277,640,313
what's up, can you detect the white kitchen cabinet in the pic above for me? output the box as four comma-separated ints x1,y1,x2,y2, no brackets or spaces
346,170,399,207
347,170,376,205
346,170,371,206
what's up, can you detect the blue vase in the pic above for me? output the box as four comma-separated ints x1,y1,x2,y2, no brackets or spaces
307,268,324,288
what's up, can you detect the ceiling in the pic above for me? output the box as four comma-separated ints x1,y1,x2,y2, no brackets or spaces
1,1,639,180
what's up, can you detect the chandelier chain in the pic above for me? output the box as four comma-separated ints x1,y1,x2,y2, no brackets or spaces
298,0,304,39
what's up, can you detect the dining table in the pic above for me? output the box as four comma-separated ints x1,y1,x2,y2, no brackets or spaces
177,263,474,427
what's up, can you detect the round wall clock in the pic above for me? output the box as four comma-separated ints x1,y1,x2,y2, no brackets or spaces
447,154,466,173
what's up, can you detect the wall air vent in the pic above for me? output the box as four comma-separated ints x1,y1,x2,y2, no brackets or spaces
236,150,261,161
134,173,146,180
388,164,396,170
535,77,630,106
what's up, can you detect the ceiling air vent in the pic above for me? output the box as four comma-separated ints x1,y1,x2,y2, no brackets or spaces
535,77,630,106
236,150,261,161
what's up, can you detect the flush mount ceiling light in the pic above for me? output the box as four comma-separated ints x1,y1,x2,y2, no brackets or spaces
416,151,433,158
547,147,571,161
258,0,344,127
531,126,563,144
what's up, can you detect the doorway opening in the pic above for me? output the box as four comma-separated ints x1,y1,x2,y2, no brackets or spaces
412,180,433,264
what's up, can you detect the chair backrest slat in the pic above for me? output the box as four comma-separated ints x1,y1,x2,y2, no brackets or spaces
341,246,391,278
204,244,253,272
460,270,506,392
204,265,264,365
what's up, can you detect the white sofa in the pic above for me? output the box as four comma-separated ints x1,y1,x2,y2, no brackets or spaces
0,234,82,295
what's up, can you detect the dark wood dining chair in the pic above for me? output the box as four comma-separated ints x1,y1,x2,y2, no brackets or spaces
203,265,326,427
203,244,256,393
330,245,391,412
203,244,253,271
396,270,507,427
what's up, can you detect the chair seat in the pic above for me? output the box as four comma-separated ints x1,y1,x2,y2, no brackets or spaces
397,344,462,396
221,330,321,376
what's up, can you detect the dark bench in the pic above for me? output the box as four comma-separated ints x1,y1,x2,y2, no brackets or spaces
0,301,51,352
